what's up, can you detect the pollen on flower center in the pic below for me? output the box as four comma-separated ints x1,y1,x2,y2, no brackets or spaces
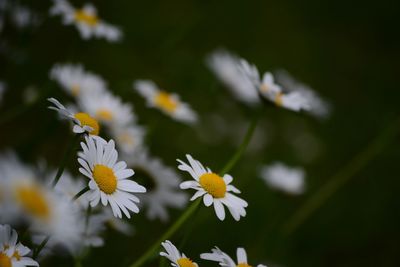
74,10,99,26
274,92,283,106
92,164,117,194
199,173,226,198
12,251,21,261
237,263,252,267
96,109,113,121
154,91,178,113
177,257,197,267
0,252,11,267
74,112,100,135
15,185,50,220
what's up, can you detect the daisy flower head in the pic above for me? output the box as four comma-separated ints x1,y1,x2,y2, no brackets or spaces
48,97,100,136
207,49,260,106
50,0,122,41
160,240,198,267
110,125,146,156
260,162,305,195
78,135,146,218
50,63,107,98
201,247,267,267
126,150,188,221
134,80,198,124
0,224,38,267
177,154,248,221
78,91,135,128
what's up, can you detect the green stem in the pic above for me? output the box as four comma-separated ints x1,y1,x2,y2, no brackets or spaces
283,117,400,235
72,186,90,202
33,236,50,259
52,134,81,187
220,116,258,175
128,199,201,267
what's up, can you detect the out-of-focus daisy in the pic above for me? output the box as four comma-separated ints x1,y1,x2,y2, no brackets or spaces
275,70,331,118
0,152,84,250
160,240,198,267
126,151,188,221
110,125,146,156
48,97,100,135
207,50,261,106
0,224,39,267
78,136,146,218
134,80,198,124
177,154,248,221
201,247,267,267
50,63,107,97
50,0,122,41
10,4,41,30
259,162,305,195
78,92,135,128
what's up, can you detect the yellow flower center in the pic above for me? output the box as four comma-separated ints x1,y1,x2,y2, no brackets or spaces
260,84,269,92
0,252,11,267
177,257,197,267
74,112,100,135
237,263,252,267
74,9,99,27
274,92,283,106
92,165,117,194
71,85,80,96
15,184,50,220
12,251,20,261
199,173,226,198
96,109,113,121
154,91,178,113
119,132,134,145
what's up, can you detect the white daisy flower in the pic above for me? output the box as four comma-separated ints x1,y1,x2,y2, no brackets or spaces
207,50,261,106
78,91,135,128
78,135,146,218
201,247,267,267
0,224,38,267
126,151,188,221
0,153,84,251
160,240,198,267
260,162,305,195
110,125,146,156
48,97,100,136
177,154,248,221
50,0,122,41
50,63,107,97
134,80,198,124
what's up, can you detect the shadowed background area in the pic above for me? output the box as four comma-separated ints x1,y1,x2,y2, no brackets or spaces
1,0,400,266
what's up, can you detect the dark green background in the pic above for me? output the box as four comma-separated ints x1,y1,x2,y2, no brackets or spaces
1,0,399,266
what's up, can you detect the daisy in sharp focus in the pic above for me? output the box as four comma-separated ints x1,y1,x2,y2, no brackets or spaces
177,154,248,221
50,63,107,98
50,0,122,41
134,80,198,124
125,150,188,222
259,162,305,195
0,224,38,267
160,240,198,267
201,247,267,267
78,135,146,218
48,97,100,136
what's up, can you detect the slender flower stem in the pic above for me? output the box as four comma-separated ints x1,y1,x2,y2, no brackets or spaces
52,134,81,187
283,116,400,235
128,199,201,267
72,186,90,201
220,115,258,175
33,236,50,259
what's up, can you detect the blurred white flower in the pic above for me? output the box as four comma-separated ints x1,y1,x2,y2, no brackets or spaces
177,154,247,221
134,80,198,124
160,240,198,267
10,5,41,29
78,136,146,218
126,151,188,222
48,97,100,136
201,247,267,267
0,224,38,267
110,125,146,156
50,0,122,41
50,63,107,98
260,162,305,195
